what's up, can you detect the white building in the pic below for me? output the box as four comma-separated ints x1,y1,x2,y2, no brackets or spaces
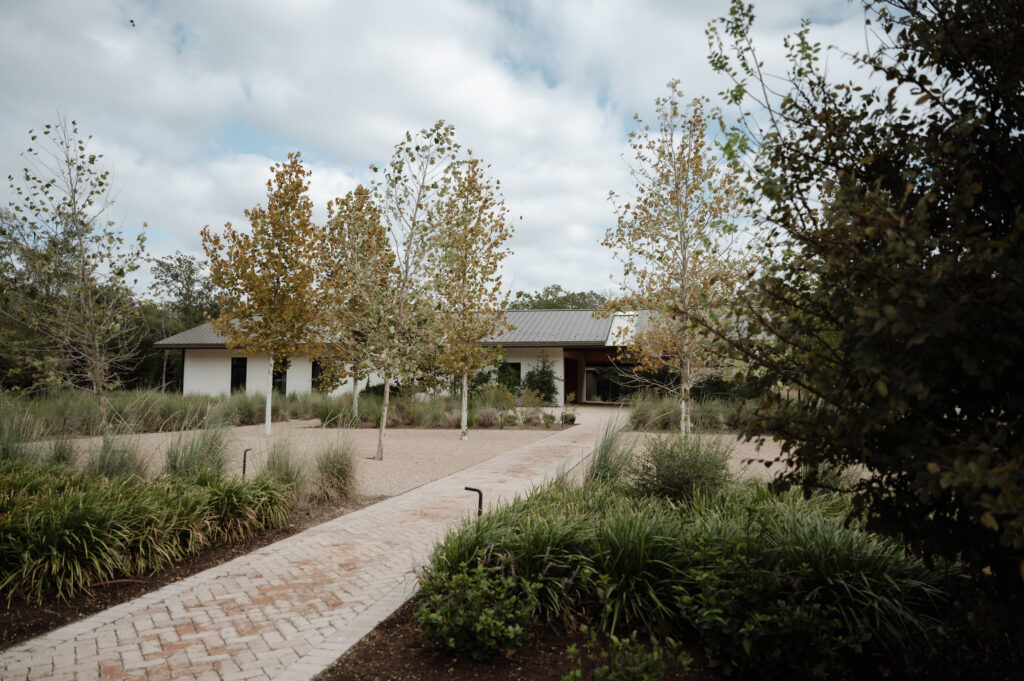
154,309,640,406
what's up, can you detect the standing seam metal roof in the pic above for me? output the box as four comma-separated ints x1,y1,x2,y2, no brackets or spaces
153,322,228,349
483,309,612,346
155,309,618,349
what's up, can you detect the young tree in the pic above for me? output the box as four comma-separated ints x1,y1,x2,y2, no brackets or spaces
707,0,1024,586
603,82,746,436
367,121,459,460
317,184,395,421
430,157,513,439
1,118,146,427
201,153,321,436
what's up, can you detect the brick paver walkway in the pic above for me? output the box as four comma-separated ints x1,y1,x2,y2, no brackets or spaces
0,408,615,681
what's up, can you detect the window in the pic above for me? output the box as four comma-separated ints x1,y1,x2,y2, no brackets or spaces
496,362,521,393
272,361,288,395
230,357,247,393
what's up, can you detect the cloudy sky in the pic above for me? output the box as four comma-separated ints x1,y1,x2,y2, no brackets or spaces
0,0,868,298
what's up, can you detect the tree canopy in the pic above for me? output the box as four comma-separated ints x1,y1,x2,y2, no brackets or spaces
511,284,609,310
201,152,321,436
708,0,1024,586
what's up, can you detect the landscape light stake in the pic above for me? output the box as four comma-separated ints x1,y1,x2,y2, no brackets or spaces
465,486,483,516
242,448,251,480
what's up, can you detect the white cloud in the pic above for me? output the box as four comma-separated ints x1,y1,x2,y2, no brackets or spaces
0,0,871,297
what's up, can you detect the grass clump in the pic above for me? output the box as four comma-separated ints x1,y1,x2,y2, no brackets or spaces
630,435,733,502
261,440,308,501
84,438,147,479
311,441,356,503
585,420,634,484
163,428,228,481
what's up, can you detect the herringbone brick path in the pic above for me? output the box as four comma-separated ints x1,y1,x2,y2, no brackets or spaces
0,409,614,681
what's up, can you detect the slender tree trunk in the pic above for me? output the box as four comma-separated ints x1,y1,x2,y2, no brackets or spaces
97,390,108,434
460,368,469,441
680,364,691,438
265,355,274,437
351,372,360,421
161,350,168,391
375,374,392,460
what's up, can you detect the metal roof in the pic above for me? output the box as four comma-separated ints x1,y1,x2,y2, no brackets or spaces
153,322,229,349
483,309,613,347
156,309,629,350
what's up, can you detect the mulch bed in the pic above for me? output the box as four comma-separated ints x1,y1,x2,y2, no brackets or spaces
0,496,383,651
316,599,717,681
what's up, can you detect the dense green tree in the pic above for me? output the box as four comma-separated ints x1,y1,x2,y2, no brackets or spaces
2,118,146,427
510,284,610,310
707,0,1024,585
151,251,219,328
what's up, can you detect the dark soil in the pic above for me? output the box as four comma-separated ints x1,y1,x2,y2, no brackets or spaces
0,495,384,651
316,600,717,681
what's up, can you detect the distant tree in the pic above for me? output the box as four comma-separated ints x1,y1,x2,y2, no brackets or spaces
430,156,514,439
510,284,610,310
151,251,219,328
602,82,746,436
318,184,395,420
1,118,146,428
201,153,321,436
707,0,1024,586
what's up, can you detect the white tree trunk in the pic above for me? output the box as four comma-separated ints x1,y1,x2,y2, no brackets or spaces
460,368,469,441
351,373,359,421
265,355,273,437
680,397,688,438
375,374,392,460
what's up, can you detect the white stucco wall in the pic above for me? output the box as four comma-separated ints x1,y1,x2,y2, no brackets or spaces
245,354,315,396
182,349,385,397
502,346,565,407
182,349,233,396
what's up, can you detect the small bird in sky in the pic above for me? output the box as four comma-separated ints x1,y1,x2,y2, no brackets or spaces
129,19,135,27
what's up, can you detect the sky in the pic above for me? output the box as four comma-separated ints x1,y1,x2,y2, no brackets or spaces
0,0,870,299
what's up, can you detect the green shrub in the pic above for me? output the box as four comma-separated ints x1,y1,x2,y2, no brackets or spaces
562,628,691,681
312,441,356,503
163,428,228,481
0,458,294,603
542,412,556,428
522,356,559,404
85,438,147,479
471,384,516,412
671,489,956,679
420,477,957,679
630,435,732,502
415,562,539,661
